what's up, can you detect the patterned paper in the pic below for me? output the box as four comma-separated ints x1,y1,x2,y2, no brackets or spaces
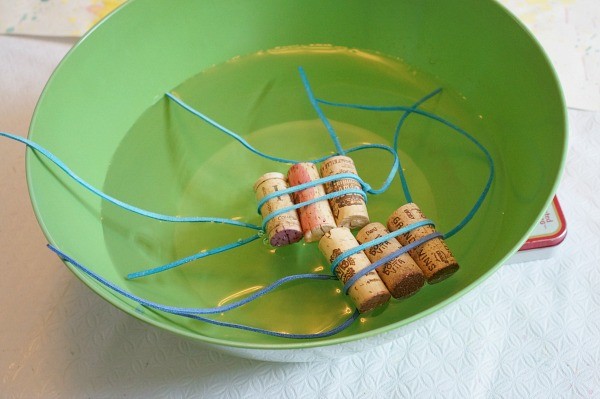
499,0,600,111
0,0,125,37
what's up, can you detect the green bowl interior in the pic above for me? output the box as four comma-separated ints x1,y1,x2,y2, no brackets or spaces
27,0,566,349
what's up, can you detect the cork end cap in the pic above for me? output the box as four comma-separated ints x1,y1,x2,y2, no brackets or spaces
390,272,426,299
339,215,370,230
427,263,460,284
269,229,303,247
357,291,392,313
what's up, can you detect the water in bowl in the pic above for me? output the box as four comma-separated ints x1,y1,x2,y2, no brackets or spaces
100,45,495,343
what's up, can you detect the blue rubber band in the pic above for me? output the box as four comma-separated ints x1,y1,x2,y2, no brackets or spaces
0,132,260,230
261,188,366,232
256,172,368,215
342,232,442,294
330,219,435,275
47,244,357,339
254,143,401,215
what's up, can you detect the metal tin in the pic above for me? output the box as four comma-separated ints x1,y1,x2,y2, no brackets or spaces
505,196,567,264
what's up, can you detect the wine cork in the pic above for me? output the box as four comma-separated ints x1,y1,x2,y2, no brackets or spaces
287,163,336,243
254,172,303,247
356,222,425,299
319,227,391,313
320,156,370,229
386,203,459,284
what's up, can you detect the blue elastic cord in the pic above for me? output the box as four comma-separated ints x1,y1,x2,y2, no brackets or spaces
47,244,359,339
166,95,401,197
166,92,300,164
126,233,262,280
342,232,442,294
298,66,345,155
0,132,261,231
393,88,443,203
316,98,495,239
185,308,360,339
345,143,400,195
330,219,434,275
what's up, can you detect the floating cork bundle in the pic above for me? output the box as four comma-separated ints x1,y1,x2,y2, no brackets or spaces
254,172,303,247
320,155,370,229
356,222,425,299
387,203,459,284
287,162,337,243
319,227,391,313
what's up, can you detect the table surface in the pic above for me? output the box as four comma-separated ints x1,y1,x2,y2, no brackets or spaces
2,4,600,398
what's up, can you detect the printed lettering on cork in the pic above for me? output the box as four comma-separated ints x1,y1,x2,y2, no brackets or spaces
320,156,370,229
356,222,425,299
387,203,459,283
319,227,391,313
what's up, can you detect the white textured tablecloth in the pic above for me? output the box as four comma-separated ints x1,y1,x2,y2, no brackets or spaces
2,24,600,399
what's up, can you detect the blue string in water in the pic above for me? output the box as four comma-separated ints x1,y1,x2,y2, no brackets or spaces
126,233,262,280
393,87,443,203
47,244,359,339
298,66,345,155
0,132,261,231
166,92,300,165
166,93,401,195
316,97,495,239
0,131,265,285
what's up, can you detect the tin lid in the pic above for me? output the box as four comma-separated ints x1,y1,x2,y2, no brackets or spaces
519,196,567,251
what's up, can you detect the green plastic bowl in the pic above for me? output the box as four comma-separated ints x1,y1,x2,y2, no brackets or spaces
27,0,566,361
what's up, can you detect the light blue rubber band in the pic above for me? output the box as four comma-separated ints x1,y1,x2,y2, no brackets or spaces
255,142,401,217
342,232,442,294
261,188,366,232
330,219,435,275
256,172,369,215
